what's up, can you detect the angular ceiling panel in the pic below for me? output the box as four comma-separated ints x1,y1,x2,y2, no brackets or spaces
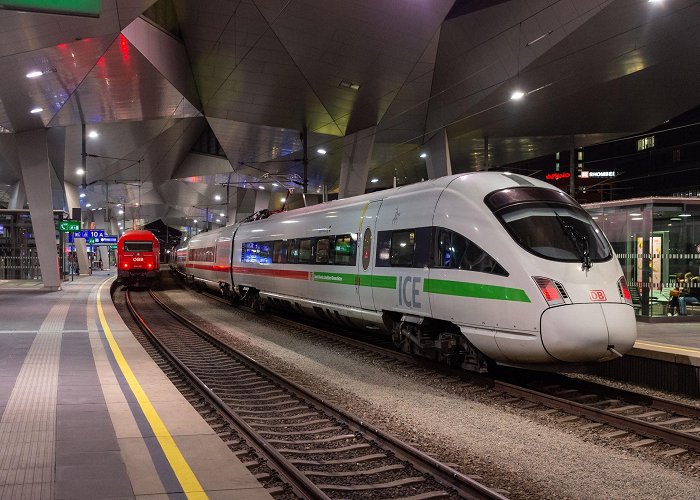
256,0,454,134
122,16,202,110
0,0,699,226
50,33,201,127
176,0,340,135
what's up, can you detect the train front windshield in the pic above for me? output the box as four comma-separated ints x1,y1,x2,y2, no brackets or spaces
486,187,612,266
123,241,153,252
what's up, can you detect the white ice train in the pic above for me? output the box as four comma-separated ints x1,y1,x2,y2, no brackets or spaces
174,172,637,371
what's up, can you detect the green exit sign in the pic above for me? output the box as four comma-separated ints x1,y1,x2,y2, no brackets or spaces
58,219,80,232
0,1,101,17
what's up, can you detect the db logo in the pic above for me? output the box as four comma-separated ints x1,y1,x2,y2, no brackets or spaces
590,290,606,301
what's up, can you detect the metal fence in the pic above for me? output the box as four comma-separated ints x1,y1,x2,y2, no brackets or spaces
0,256,42,280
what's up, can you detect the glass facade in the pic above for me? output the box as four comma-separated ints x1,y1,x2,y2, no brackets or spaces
583,198,700,320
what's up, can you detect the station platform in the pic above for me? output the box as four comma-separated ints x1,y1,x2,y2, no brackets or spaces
632,320,700,367
0,272,271,499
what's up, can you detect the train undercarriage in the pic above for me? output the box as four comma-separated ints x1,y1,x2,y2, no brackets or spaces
230,283,492,373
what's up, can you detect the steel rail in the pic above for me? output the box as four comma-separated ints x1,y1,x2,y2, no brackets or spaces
125,289,329,500
147,289,508,500
192,283,700,453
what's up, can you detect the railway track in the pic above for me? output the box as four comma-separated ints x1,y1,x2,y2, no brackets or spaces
186,283,700,460
123,287,508,499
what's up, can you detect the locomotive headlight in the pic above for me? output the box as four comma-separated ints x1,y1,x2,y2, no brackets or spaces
533,276,566,306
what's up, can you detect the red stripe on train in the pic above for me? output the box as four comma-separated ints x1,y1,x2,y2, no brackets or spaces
231,266,309,280
186,263,229,272
186,263,309,280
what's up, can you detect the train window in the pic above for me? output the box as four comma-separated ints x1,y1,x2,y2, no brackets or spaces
124,241,152,252
334,234,356,266
390,230,415,267
241,242,272,263
435,228,508,276
273,241,287,263
376,231,392,267
288,240,299,264
499,204,612,263
316,238,330,264
299,239,312,264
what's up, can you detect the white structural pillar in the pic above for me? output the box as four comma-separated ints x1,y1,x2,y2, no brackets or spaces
253,189,271,213
92,218,112,271
8,180,26,209
15,129,60,290
424,129,452,179
64,181,90,273
338,126,376,199
227,187,257,223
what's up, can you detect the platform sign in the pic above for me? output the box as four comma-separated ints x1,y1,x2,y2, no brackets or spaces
93,236,117,245
74,230,104,239
69,230,104,243
58,219,80,232
0,1,101,17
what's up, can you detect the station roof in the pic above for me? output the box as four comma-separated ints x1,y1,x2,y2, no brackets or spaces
0,0,697,228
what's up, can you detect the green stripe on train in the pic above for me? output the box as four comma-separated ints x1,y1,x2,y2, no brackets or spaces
312,273,527,302
313,272,357,285
423,278,530,302
313,272,397,289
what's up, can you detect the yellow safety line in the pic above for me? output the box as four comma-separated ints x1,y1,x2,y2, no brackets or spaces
635,340,700,355
96,281,208,499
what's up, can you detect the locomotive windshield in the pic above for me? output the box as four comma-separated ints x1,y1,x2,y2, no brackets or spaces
124,241,153,252
486,187,611,266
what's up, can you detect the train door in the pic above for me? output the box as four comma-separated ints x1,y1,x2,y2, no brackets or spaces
356,201,382,311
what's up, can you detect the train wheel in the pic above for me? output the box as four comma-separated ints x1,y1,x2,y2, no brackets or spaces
391,321,414,355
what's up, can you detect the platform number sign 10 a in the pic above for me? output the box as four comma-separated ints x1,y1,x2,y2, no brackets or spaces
589,290,607,302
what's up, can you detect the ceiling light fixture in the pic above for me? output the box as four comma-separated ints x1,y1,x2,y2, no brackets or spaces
118,210,124,215
79,193,86,198
511,22,525,101
259,186,265,190
339,80,360,91
88,131,98,138
214,195,221,201
419,152,427,158
272,183,279,187
317,148,327,155
26,70,43,78
85,203,92,207
76,168,85,175
370,178,379,183
678,214,692,217
30,107,43,113
216,219,221,223
526,31,553,47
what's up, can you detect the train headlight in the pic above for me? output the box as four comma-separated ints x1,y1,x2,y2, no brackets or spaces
123,263,129,269
617,276,632,305
533,276,566,306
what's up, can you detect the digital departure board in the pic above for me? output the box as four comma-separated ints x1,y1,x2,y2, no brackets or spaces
0,1,101,17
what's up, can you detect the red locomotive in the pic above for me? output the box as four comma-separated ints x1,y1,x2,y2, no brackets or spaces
117,229,160,287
